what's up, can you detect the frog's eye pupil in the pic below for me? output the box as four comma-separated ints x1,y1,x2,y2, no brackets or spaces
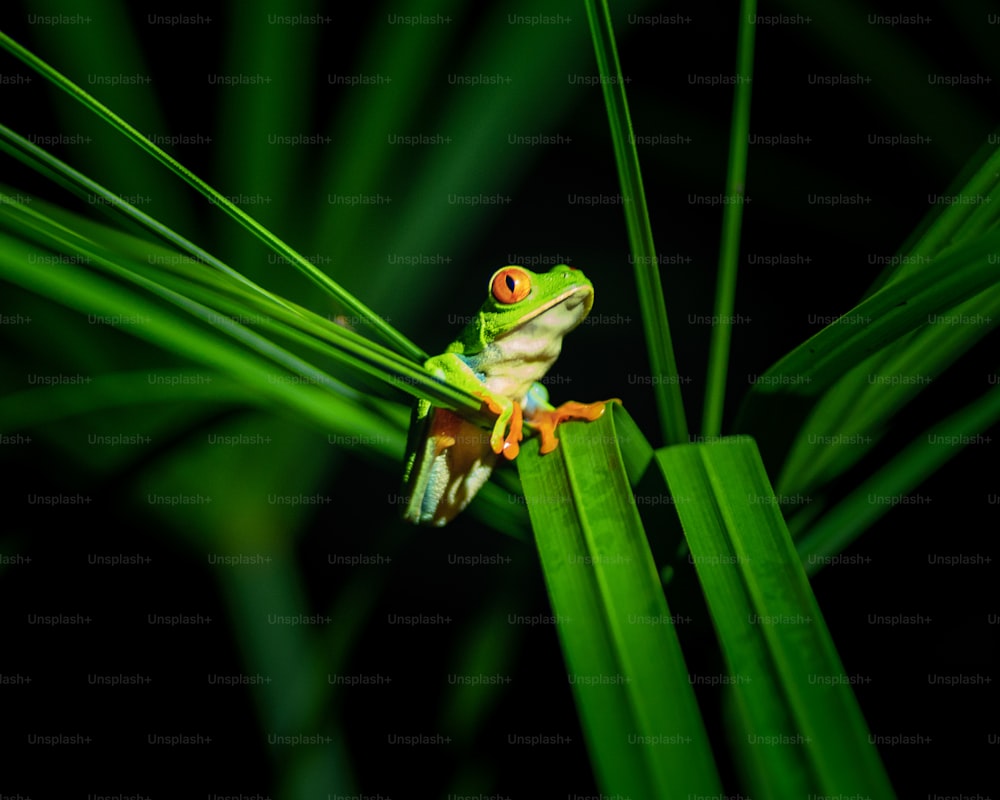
491,266,531,304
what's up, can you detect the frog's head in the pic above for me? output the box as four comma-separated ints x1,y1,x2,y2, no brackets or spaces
475,264,594,347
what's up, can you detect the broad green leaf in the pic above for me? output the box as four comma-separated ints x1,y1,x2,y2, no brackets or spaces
656,437,895,798
519,405,722,800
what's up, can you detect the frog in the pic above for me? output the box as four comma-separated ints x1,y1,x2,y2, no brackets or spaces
401,264,619,526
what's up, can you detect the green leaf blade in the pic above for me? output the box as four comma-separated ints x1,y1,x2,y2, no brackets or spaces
656,437,895,798
519,406,722,799
583,0,688,445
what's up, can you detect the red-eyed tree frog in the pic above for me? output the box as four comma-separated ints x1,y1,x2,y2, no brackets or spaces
402,264,620,526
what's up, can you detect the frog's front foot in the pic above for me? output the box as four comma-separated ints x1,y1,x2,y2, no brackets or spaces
476,392,524,460
529,398,622,454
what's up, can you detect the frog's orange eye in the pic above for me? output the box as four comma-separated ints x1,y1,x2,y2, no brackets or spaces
491,267,532,304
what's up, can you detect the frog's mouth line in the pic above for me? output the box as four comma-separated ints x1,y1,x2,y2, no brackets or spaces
519,285,594,325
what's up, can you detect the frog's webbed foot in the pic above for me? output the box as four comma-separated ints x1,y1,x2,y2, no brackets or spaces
527,398,622,454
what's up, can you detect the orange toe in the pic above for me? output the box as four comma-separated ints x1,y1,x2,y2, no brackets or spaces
529,399,621,454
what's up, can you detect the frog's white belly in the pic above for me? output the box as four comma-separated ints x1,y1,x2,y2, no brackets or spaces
476,300,585,402
480,346,560,402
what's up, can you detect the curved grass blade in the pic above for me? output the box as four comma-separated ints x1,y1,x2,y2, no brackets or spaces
0,233,403,450
770,139,1000,495
739,142,1000,489
0,197,529,534
12,0,197,231
777,285,1000,498
752,229,1000,395
0,125,300,315
0,190,482,418
0,32,422,361
873,144,1000,292
794,380,1000,573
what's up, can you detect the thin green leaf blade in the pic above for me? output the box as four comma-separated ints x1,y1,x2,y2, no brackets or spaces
0,233,400,449
737,139,1000,499
795,382,1000,572
753,230,1000,395
583,0,687,445
0,191,483,417
0,33,422,361
703,0,756,437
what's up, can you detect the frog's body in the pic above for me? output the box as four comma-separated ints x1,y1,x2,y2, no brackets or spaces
402,265,617,526
470,293,583,400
